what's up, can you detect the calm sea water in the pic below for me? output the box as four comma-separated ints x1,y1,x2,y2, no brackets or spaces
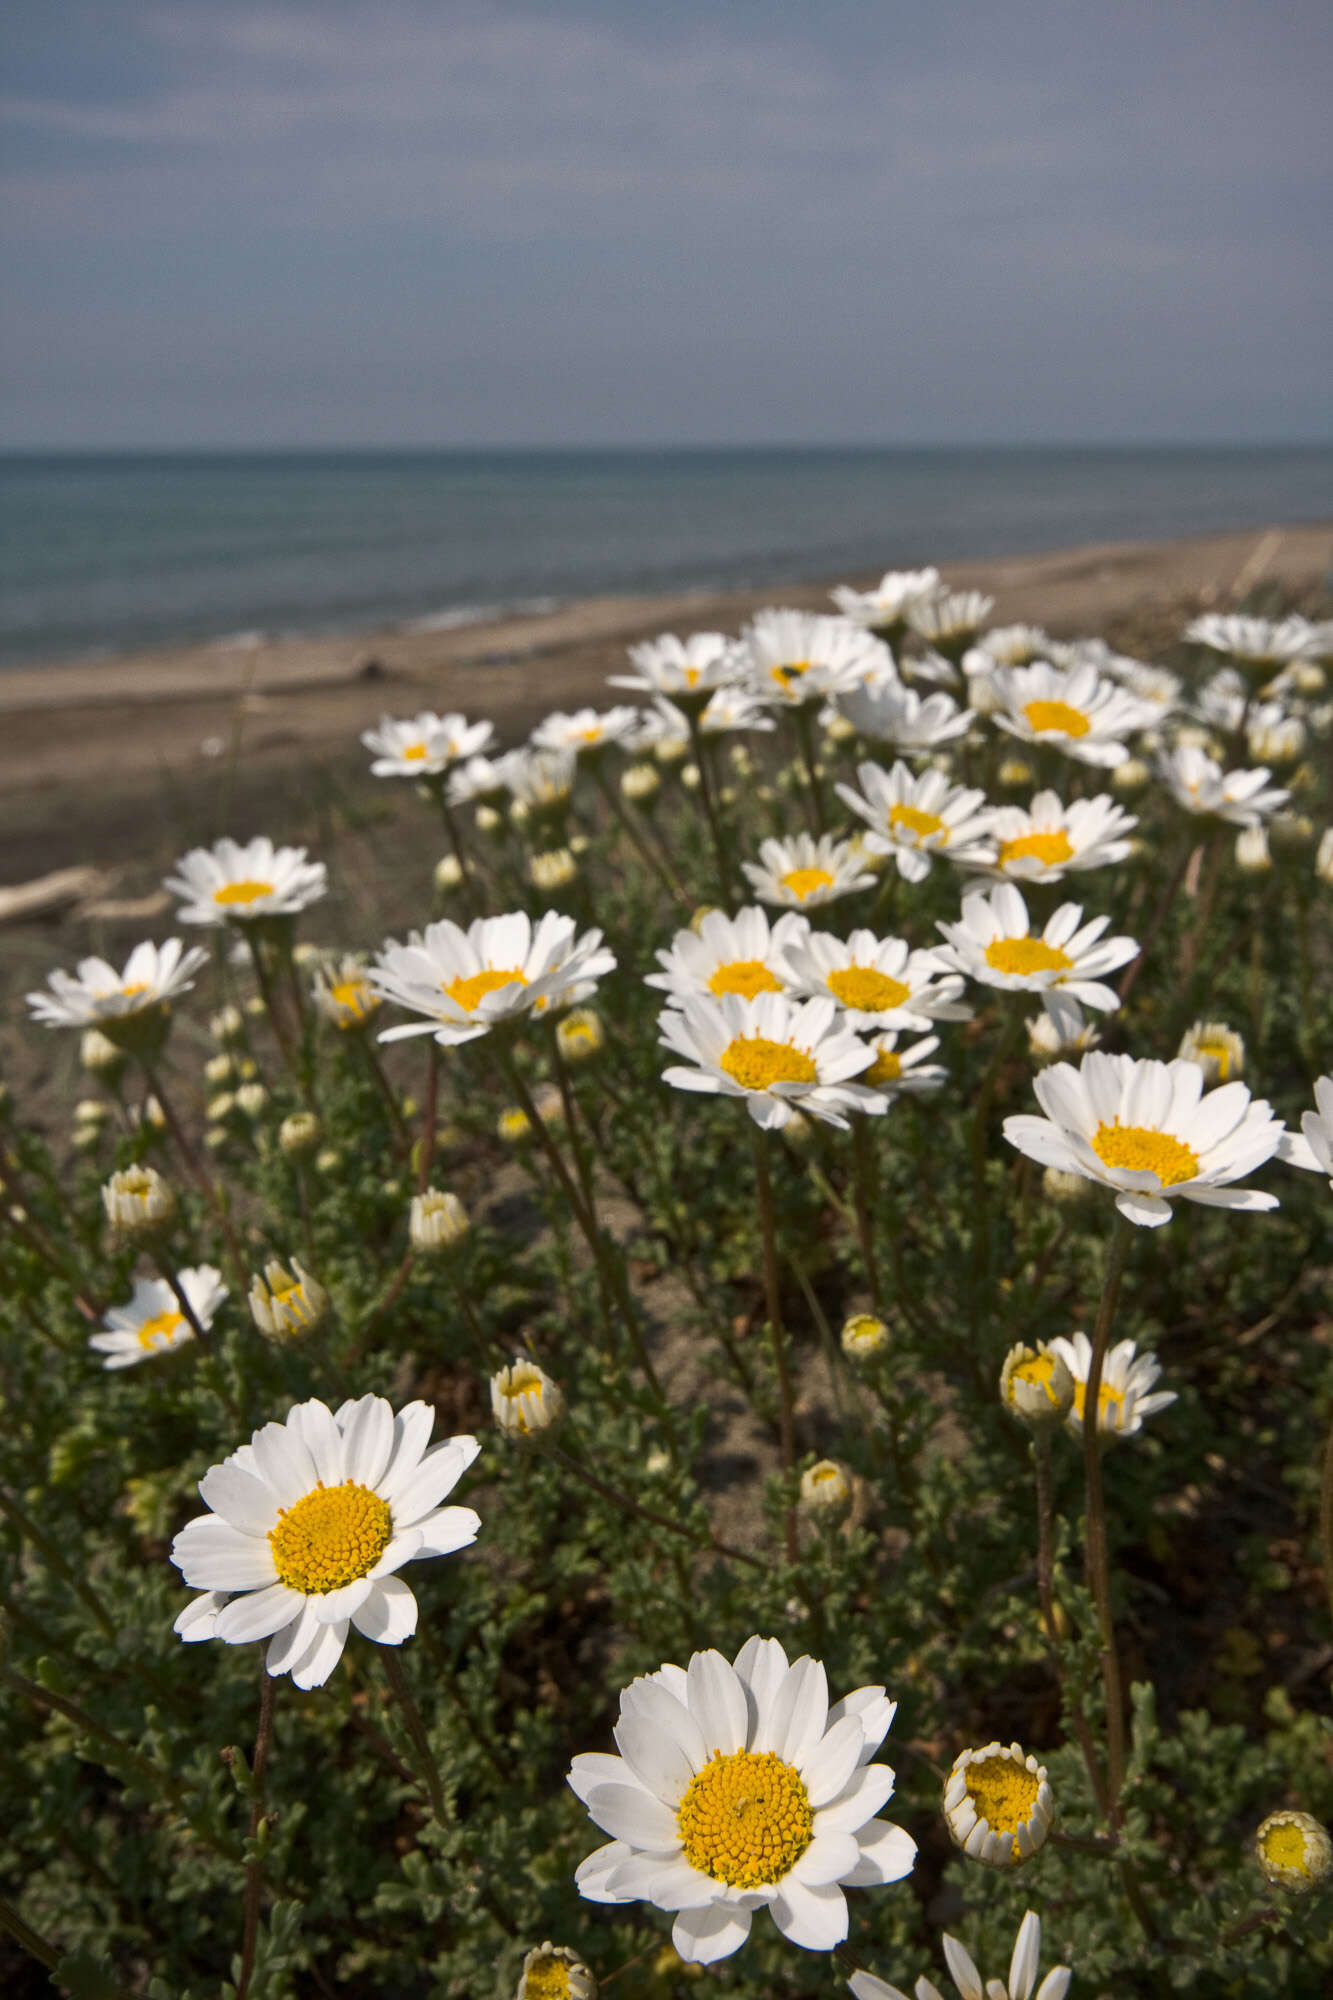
1,446,1330,668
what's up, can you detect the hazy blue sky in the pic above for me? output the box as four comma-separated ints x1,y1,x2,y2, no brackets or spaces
2,1,1330,447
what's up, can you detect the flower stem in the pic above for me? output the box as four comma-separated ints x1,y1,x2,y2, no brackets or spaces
553,1444,762,1570
380,1647,449,1824
752,1126,799,1562
792,705,826,834
1081,1209,1134,1826
235,1667,278,2000
685,709,738,908
591,761,691,909
850,1117,883,1313
1320,1406,1333,1635
140,1059,246,1288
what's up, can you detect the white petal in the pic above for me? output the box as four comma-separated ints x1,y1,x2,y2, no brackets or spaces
339,1395,395,1489
605,1851,714,1910
288,1400,345,1487
287,1617,349,1688
376,1402,437,1501
215,1583,305,1644
248,1422,318,1508
1115,1188,1173,1227
769,1877,848,1950
762,1655,827,1763
814,1761,897,1831
389,1439,478,1525
941,1934,985,2000
1009,1911,1041,2000
584,1781,683,1852
619,1678,708,1791
827,1686,897,1764
350,1574,418,1644
174,1591,226,1641
686,1649,749,1754
198,1463,280,1536
672,1901,753,1965
575,1839,634,1903
312,1577,375,1626
567,1752,631,1806
407,1506,479,1557
843,1816,917,1887
264,1598,321,1676
789,1829,861,1885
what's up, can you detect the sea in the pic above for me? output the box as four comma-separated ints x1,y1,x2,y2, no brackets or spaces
1,445,1330,669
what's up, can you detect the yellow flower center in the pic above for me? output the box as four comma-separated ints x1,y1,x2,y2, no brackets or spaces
136,1308,185,1351
120,980,151,999
887,803,946,842
580,726,604,742
864,1046,902,1087
401,743,429,761
1197,1040,1232,1079
1259,1822,1311,1874
213,879,275,906
1023,698,1091,738
329,978,374,1021
497,1364,546,1432
770,659,811,690
1070,1376,1127,1429
983,936,1073,976
1011,1352,1062,1405
445,966,528,1012
1090,1120,1200,1186
682,665,701,687
826,966,911,1012
708,958,783,1000
964,1754,1041,1859
268,1479,393,1595
677,1749,813,1888
780,867,835,900
523,1963,572,1999
998,829,1075,869
719,1035,818,1092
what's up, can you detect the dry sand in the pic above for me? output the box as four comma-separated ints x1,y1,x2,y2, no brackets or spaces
1,520,1329,890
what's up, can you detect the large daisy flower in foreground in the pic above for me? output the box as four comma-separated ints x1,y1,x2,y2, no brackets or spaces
849,1909,1071,2000
936,884,1136,1011
659,992,883,1129
165,838,327,925
569,1635,914,1965
609,630,744,702
742,833,876,909
1047,1331,1176,1440
774,928,970,1033
360,711,494,778
90,1266,226,1370
991,661,1154,767
969,789,1137,884
370,911,614,1046
27,938,210,1032
1277,1073,1333,1192
647,906,810,1008
835,762,994,883
1156,745,1289,827
171,1395,480,1689
1003,1050,1286,1227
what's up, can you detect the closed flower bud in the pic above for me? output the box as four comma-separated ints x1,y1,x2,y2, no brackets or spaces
528,847,578,891
515,1942,597,1999
944,1741,1054,1867
620,762,661,804
1271,810,1314,850
1177,1019,1244,1087
291,940,319,967
654,735,688,766
841,1312,889,1362
1042,1165,1092,1203
72,1122,103,1153
781,1108,817,1152
1234,825,1272,872
103,1166,176,1242
491,1359,564,1442
244,995,267,1018
204,1052,235,1085
1001,1341,1074,1428
205,1125,229,1151
80,1028,126,1081
556,1008,604,1064
434,853,465,892
474,803,503,836
1317,827,1333,885
279,1111,322,1157
998,757,1033,787
1111,756,1151,793
799,1458,853,1521
210,1005,246,1045
235,1082,268,1119
314,1147,342,1174
207,1092,237,1123
1255,1810,1332,1893
75,1099,109,1127
680,761,701,790
823,712,857,745
497,1105,532,1145
249,1258,329,1341
410,1189,469,1254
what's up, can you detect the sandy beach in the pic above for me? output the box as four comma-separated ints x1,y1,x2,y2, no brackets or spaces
1,520,1329,893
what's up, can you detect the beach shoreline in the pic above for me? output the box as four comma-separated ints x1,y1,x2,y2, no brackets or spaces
0,519,1329,890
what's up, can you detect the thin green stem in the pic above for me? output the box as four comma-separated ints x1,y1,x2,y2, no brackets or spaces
591,761,691,909
1081,1210,1134,1827
236,1667,278,2000
851,1117,883,1313
380,1647,448,1823
685,709,738,908
752,1126,798,1563
553,1444,762,1571
1320,1407,1333,1635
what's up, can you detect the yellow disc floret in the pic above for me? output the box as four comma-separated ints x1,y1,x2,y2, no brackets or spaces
887,803,946,842
402,743,429,761
213,880,276,906
708,959,783,1000
1023,699,1091,738
719,1036,818,1092
137,1309,185,1352
780,867,835,900
445,966,528,1012
523,1963,571,1999
864,1046,901,1087
984,936,1073,976
826,966,911,1012
1091,1121,1199,1186
998,830,1074,869
268,1480,393,1595
963,1754,1041,1860
677,1749,813,1887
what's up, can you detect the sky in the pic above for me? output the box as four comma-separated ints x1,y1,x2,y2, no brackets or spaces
1,1,1330,448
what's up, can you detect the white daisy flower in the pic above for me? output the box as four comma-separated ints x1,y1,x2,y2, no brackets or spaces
1177,1019,1245,1086
647,907,811,1008
608,630,745,702
370,912,615,1047
943,1742,1054,1867
89,1267,227,1370
831,567,943,633
1026,991,1100,1061
836,682,974,754
499,747,578,810
27,938,210,1032
848,1908,1071,2000
835,762,994,884
360,711,494,778
170,1394,480,1690
773,928,969,1033
659,992,884,1130
1246,702,1306,765
990,662,1156,767
1047,1331,1176,1440
530,706,641,755
742,833,876,910
1276,1073,1333,1191
1193,665,1248,735
165,837,327,926
962,624,1054,673
490,1359,565,1441
1185,613,1317,674
1003,1049,1286,1227
569,1634,914,1965
643,685,778,744
740,609,890,706
968,790,1138,884
1156,745,1289,826
445,754,509,807
311,954,381,1032
936,884,1136,1012
860,1031,948,1099
905,590,994,656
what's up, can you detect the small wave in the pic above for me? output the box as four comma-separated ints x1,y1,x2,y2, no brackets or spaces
401,596,558,635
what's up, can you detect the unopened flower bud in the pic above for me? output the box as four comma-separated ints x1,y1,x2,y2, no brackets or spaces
1042,1166,1091,1203
249,1258,328,1341
515,1941,597,1999
620,762,661,805
204,1052,235,1085
75,1099,109,1127
80,1028,126,1081
210,1005,245,1044
410,1189,469,1254
434,853,465,893
1234,825,1272,872
207,1092,237,1123
72,1122,103,1153
1001,1342,1074,1429
1177,1020,1244,1087
103,1166,176,1242
279,1111,322,1157
945,1742,1054,1867
497,1105,532,1145
235,1082,268,1119
474,803,503,836
556,1008,604,1064
1271,810,1314,851
244,995,266,1019
291,940,319,967
841,1312,889,1362
781,1108,817,1152
1317,827,1333,885
491,1359,565,1443
1255,1810,1332,1893
799,1459,853,1522
653,735,688,766
998,758,1033,787
528,847,578,891
314,1147,342,1174
1111,756,1151,793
